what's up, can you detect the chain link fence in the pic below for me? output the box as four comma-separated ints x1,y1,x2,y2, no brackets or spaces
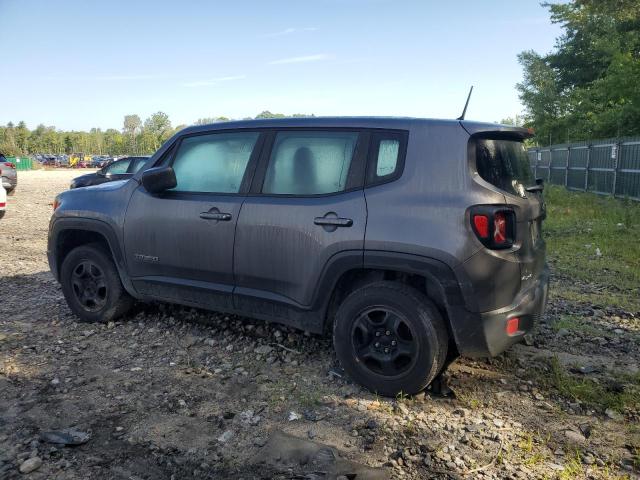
528,137,640,201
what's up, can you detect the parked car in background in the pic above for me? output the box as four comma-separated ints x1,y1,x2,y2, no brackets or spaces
0,154,17,194
49,117,548,396
42,155,60,167
0,184,6,218
69,156,150,189
90,155,110,168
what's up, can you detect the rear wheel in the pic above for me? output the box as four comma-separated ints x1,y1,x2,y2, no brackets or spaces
60,243,133,323
333,281,448,396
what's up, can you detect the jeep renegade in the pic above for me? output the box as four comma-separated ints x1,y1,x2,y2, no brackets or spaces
48,117,548,396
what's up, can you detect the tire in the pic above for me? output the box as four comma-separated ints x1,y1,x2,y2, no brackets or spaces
333,281,448,397
0,211,5,219
60,243,133,323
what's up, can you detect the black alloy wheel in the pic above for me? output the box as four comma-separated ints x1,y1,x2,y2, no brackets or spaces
351,307,418,377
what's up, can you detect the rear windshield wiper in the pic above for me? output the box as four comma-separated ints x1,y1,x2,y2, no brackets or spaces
525,178,544,193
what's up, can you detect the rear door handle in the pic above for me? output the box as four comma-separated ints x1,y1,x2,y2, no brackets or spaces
200,212,232,221
314,217,353,227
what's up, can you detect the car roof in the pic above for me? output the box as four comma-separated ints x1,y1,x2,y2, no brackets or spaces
178,116,530,138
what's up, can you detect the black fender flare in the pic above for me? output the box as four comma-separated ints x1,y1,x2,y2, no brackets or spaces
48,217,139,298
311,249,486,357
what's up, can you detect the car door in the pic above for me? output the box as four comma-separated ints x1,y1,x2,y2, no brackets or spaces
233,129,368,317
123,130,264,310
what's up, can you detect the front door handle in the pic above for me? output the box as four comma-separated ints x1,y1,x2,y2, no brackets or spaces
314,217,353,227
200,211,232,221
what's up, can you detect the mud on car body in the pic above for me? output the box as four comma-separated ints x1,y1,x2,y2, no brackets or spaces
48,117,548,396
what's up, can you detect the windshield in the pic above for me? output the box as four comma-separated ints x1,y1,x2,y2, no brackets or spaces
475,139,534,197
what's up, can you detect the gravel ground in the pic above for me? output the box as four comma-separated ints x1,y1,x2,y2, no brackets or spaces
1,170,638,479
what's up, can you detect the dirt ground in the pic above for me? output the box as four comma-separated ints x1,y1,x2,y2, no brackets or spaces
1,170,638,479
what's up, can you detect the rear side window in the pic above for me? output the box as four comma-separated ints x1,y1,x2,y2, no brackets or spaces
475,139,533,196
171,132,259,193
263,131,358,195
366,131,407,186
377,140,399,176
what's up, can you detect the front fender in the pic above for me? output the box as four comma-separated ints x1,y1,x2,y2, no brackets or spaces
47,217,138,298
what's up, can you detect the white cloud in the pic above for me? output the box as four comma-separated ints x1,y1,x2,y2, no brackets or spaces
42,73,165,81
94,74,161,81
263,27,317,38
268,54,330,65
182,75,247,88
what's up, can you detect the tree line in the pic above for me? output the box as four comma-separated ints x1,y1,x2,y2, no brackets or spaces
518,0,640,145
0,111,312,157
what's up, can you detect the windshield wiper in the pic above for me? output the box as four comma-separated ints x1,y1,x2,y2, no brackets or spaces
525,178,544,193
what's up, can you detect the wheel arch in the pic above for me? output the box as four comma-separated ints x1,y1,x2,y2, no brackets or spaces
318,251,485,357
49,218,138,298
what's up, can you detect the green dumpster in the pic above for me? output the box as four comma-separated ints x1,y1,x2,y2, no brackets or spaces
6,157,33,171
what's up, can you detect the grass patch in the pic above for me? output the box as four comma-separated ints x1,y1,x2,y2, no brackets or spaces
543,186,640,311
541,357,640,413
558,451,584,480
517,431,549,467
551,314,608,337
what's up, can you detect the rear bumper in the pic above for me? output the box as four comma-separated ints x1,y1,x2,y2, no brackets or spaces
476,264,549,356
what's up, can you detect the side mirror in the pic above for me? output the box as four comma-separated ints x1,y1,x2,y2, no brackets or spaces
141,166,177,194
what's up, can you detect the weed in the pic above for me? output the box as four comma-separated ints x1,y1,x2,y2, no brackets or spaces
558,451,584,480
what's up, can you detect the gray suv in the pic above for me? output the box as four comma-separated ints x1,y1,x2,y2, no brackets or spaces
48,117,548,396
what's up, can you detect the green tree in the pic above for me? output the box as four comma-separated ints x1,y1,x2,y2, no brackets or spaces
123,114,141,153
143,112,172,151
194,117,230,125
255,110,286,119
517,0,640,144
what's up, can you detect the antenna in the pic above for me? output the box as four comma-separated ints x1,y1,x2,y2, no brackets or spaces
456,86,474,120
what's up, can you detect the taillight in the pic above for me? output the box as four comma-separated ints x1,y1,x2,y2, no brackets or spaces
493,212,507,244
470,206,515,249
0,202,5,208
4,162,16,169
473,215,489,238
53,198,60,210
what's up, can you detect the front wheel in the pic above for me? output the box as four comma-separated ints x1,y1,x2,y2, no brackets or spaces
333,281,448,396
60,243,133,323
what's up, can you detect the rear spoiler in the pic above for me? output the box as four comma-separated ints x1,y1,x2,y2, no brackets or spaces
459,121,534,140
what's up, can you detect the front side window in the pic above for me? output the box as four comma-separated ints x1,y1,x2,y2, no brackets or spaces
263,131,358,195
171,132,259,193
104,159,130,175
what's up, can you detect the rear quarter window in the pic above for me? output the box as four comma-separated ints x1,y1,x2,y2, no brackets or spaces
475,139,533,197
365,130,408,186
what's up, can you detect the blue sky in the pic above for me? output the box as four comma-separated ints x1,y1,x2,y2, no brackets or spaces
0,0,562,131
